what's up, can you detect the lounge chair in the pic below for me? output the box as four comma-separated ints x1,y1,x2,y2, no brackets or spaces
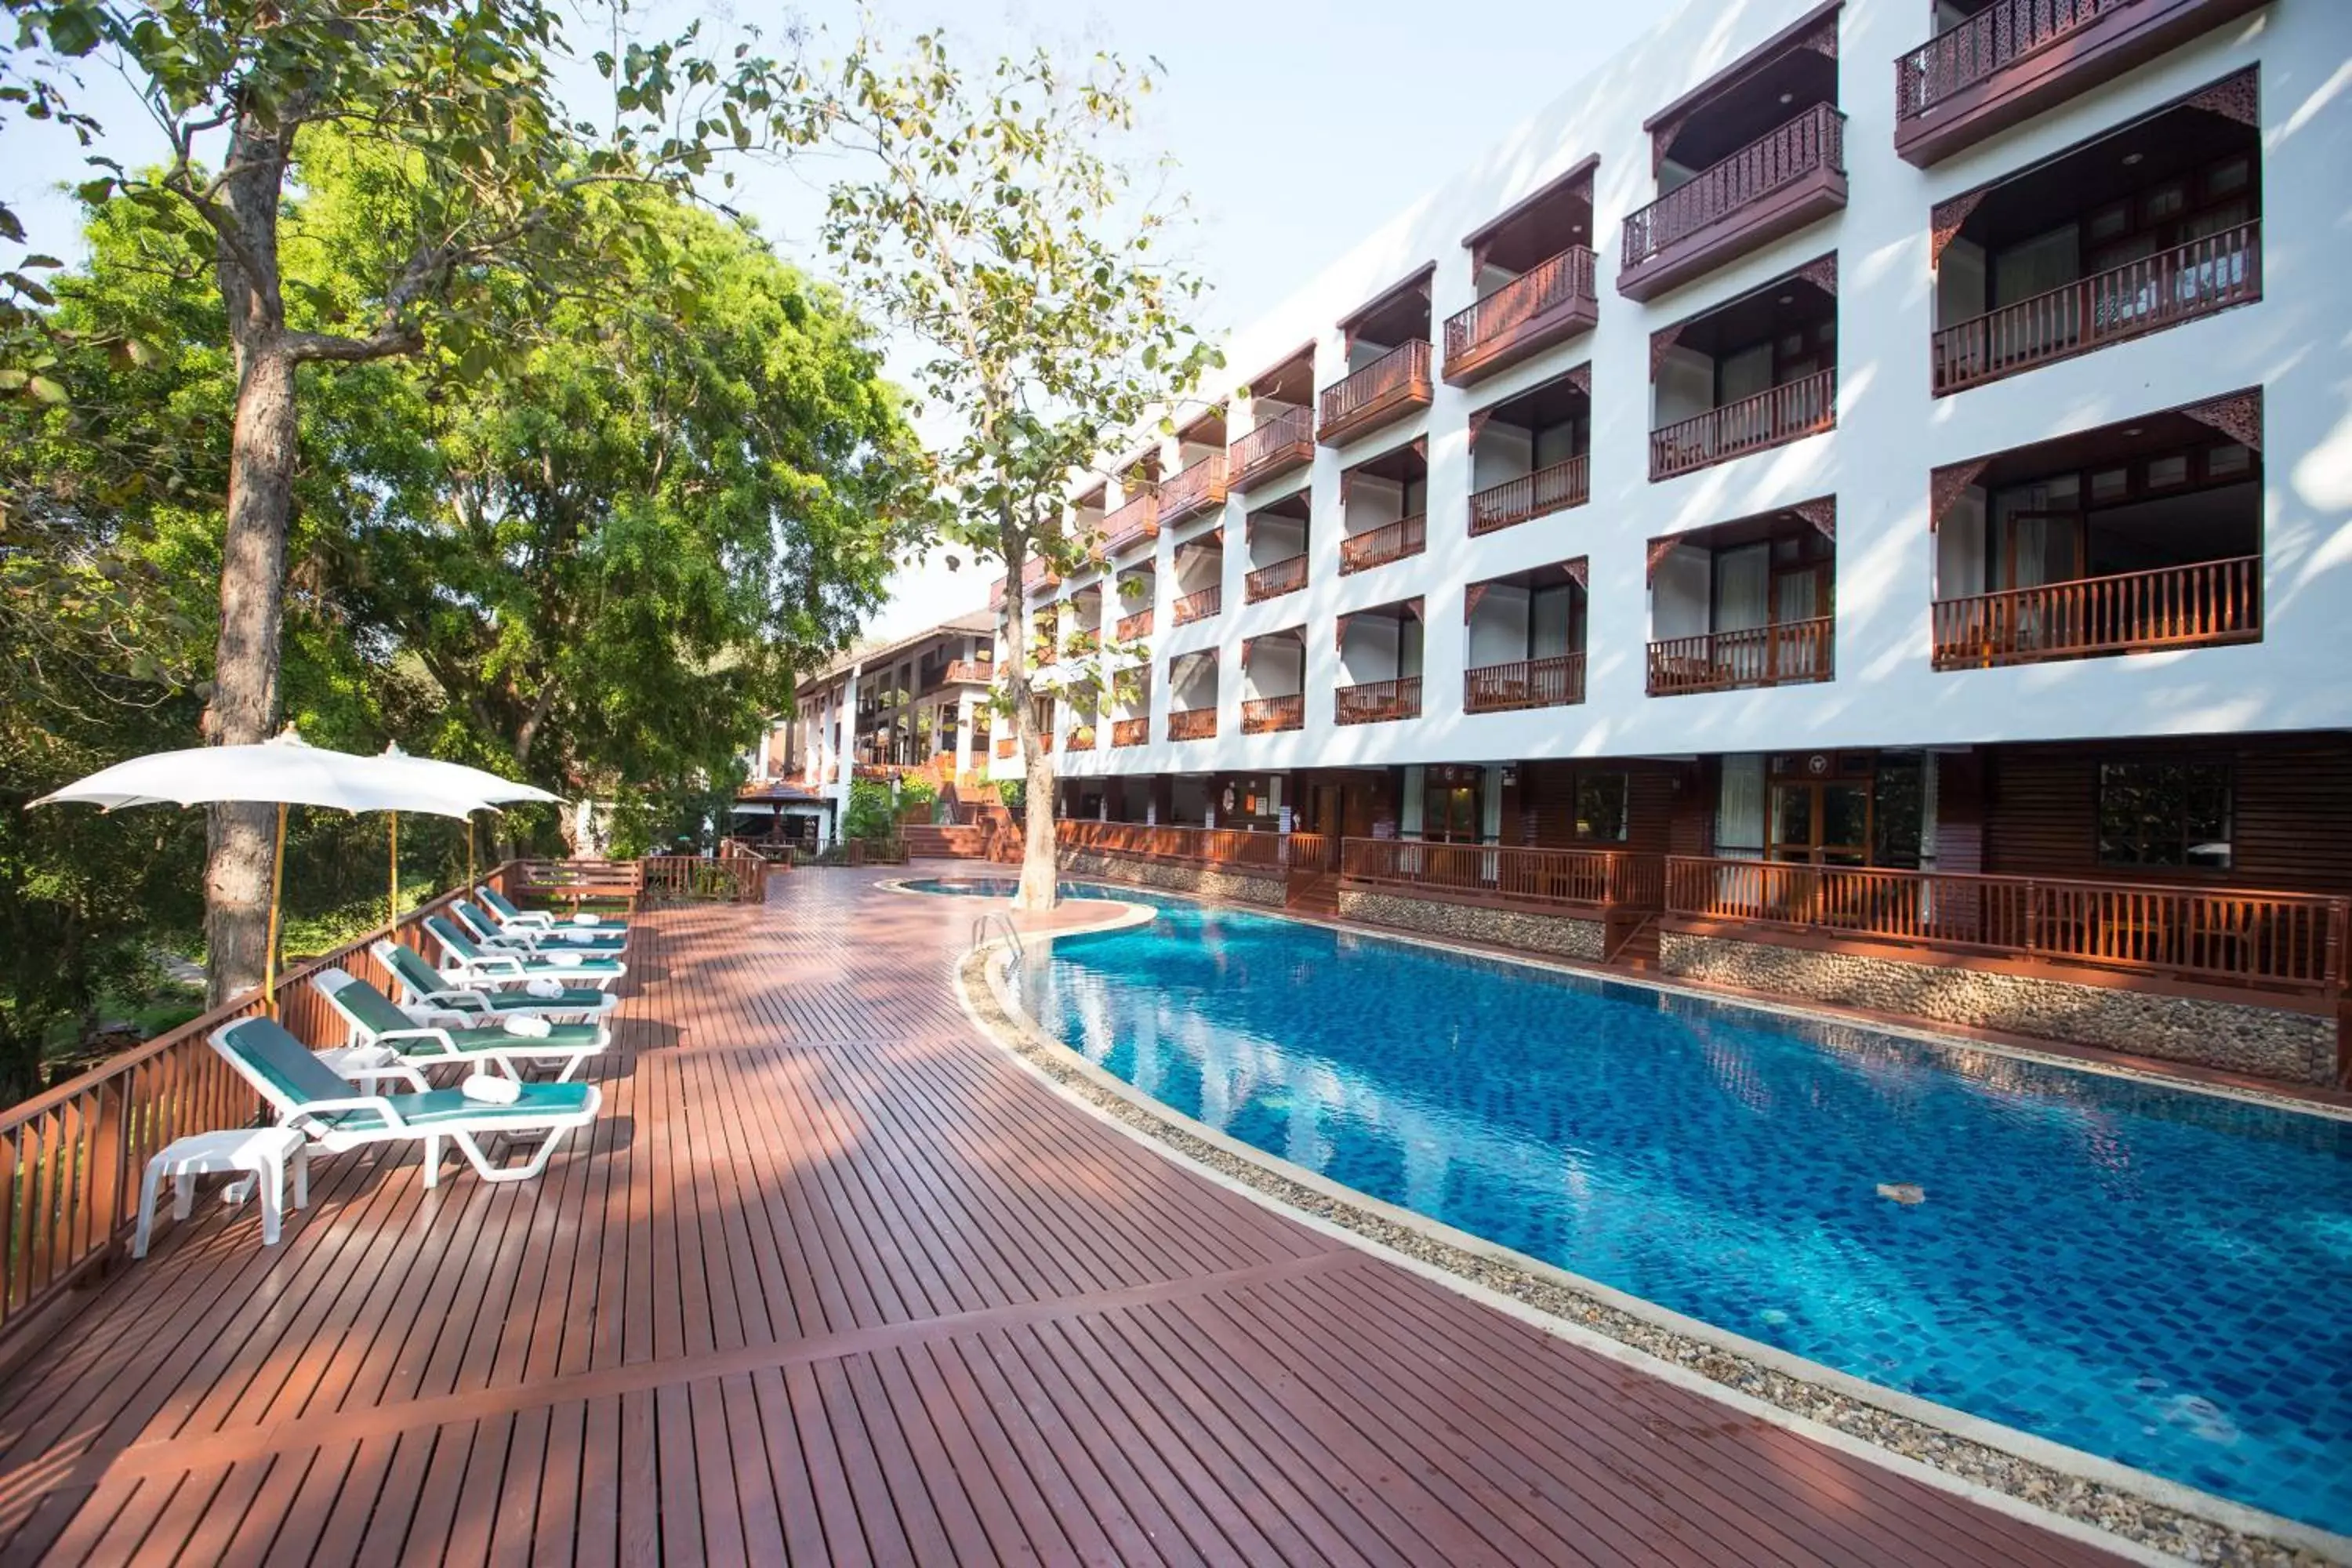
314,971,608,1083
373,941,618,1028
211,1017,599,1187
476,883,630,935
424,916,626,991
452,898,626,956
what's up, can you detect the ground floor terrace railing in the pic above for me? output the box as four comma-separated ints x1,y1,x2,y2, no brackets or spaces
1465,653,1585,713
1931,557,2260,669
1341,839,1664,910
1469,456,1588,536
1647,618,1834,695
1334,676,1422,725
1338,514,1428,575
1667,857,2348,993
1650,368,1836,480
1057,819,1335,873
1241,693,1305,734
648,842,768,904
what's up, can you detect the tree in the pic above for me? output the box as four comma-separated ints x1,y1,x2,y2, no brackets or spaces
807,31,1217,909
5,0,805,1003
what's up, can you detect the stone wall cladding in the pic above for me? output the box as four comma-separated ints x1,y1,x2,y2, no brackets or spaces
1338,888,1606,960
1661,931,2337,1084
1058,849,1285,908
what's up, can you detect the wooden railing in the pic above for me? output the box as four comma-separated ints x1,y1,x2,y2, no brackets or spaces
1228,405,1315,485
995,737,1018,759
1058,818,1335,873
1116,607,1153,640
1318,340,1432,437
1342,840,1664,911
1241,694,1306,734
1443,246,1597,363
1469,456,1588,535
1896,0,2122,118
1245,554,1308,603
1064,726,1097,752
1101,491,1159,556
1172,584,1222,625
1111,717,1149,747
1933,223,2260,394
1334,676,1423,725
646,842,767,905
510,858,644,909
1931,557,2260,670
1158,454,1228,523
1338,514,1427,575
1167,706,1218,741
1465,653,1586,713
1667,856,2348,994
938,659,993,684
1650,368,1835,479
1647,618,1835,695
1624,103,1845,268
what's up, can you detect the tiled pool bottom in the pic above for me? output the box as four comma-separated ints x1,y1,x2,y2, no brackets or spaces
1016,901,2352,1537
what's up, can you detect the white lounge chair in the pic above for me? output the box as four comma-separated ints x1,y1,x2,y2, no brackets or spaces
476,883,630,935
373,941,618,1028
211,1017,600,1188
314,971,609,1083
451,898,626,956
424,916,625,991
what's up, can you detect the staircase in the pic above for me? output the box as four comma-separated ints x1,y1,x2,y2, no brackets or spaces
903,822,989,859
1286,870,1341,919
1605,912,1662,971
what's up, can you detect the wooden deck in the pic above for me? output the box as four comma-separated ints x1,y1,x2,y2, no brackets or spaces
0,869,2126,1566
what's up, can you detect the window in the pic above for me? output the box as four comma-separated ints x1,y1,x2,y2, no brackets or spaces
2097,760,2232,869
1574,772,1630,842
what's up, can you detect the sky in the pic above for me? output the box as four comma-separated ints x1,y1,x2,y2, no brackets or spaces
5,0,1663,642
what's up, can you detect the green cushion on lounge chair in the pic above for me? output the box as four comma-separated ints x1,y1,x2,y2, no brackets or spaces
426,916,622,974
456,899,625,951
315,973,601,1057
368,1082,597,1128
478,884,628,931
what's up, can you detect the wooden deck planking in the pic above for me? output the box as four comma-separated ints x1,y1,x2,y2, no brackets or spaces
0,869,2132,1566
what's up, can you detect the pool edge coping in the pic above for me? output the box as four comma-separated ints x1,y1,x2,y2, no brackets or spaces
955,918,2352,1568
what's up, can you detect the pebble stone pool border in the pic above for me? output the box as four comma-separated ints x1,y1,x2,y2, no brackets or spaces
950,888,2351,1568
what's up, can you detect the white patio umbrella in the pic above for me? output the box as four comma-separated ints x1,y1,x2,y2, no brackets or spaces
372,745,564,921
31,729,495,1008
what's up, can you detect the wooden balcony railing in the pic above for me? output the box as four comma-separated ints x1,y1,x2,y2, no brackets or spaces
938,659,993,684
1465,653,1586,713
1933,223,2260,394
1241,694,1305,735
1037,731,1054,753
1167,706,1218,741
1245,553,1309,603
1647,617,1835,695
1338,514,1427,575
1318,340,1433,444
1443,246,1597,369
1342,839,1664,911
1667,856,2349,994
1896,0,2121,119
1650,368,1835,479
1157,454,1229,524
1228,405,1316,489
1468,456,1588,535
1334,676,1422,725
1115,608,1153,640
1931,556,2260,670
1064,726,1096,752
1172,584,1222,625
1111,717,1149,747
1623,103,1845,269
995,737,1018,759
1100,491,1159,556
1057,818,1336,873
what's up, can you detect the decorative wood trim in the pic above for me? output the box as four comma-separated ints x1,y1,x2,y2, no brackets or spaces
2181,388,2262,452
1406,596,1425,623
1467,408,1495,448
1931,191,1986,266
1791,497,1837,540
1465,583,1489,622
1566,363,1592,397
1335,613,1352,655
1410,436,1428,463
1795,252,1838,296
1565,557,1589,592
1646,536,1683,581
2187,65,2259,127
1650,324,1685,376
1929,459,1989,531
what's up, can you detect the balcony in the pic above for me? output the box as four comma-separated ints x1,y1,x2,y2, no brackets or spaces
1469,456,1588,537
1318,341,1433,447
1245,553,1308,604
1157,454,1229,525
1338,514,1427,576
1465,653,1586,713
1893,0,2267,168
1619,103,1846,303
1934,224,2259,396
1167,706,1218,742
1111,717,1149,747
1334,676,1422,726
1115,607,1152,641
1650,368,1835,481
1172,584,1221,626
1064,724,1095,753
995,737,1017,759
1101,491,1159,557
1443,248,1599,387
1241,694,1305,735
1647,618,1834,695
1228,406,1315,492
937,659,993,685
1933,557,2259,670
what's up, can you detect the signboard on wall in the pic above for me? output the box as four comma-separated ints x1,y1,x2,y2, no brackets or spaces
1278,806,1294,834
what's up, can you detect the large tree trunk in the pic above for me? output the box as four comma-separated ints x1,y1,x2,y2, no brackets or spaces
1000,524,1058,912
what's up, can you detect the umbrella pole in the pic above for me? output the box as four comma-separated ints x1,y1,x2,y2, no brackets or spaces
389,810,399,931
466,816,475,892
264,801,287,1014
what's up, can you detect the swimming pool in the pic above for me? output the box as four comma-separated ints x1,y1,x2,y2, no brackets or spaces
1014,898,2352,1535
896,876,1128,899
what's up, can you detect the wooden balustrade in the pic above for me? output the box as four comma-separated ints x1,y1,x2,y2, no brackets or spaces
1064,726,1097,752
646,843,767,905
1111,717,1149,747
1341,839,1663,911
1334,676,1423,725
1167,706,1218,741
1650,368,1836,479
995,737,1017,759
1933,223,2260,393
1896,0,2120,118
1115,608,1153,640
1245,553,1309,603
1172,584,1222,625
1623,103,1845,268
1338,514,1427,575
1931,556,2260,670
1667,856,2348,993
1317,341,1433,445
938,659,993,684
1468,456,1588,536
1241,694,1306,734
1442,247,1598,381
1157,454,1229,524
1057,818,1334,873
1228,406,1316,489
1101,491,1159,555
1465,653,1586,713
1646,617,1835,695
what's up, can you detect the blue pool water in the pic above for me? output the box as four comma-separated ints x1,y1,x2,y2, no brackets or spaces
1016,898,2352,1534
898,877,1127,899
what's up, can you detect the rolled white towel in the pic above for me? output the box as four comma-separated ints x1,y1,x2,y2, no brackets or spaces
505,1014,554,1038
524,976,565,999
461,1073,522,1104
571,913,601,926
560,929,601,945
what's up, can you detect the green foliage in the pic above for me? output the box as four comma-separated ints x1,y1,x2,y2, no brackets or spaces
840,779,898,842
